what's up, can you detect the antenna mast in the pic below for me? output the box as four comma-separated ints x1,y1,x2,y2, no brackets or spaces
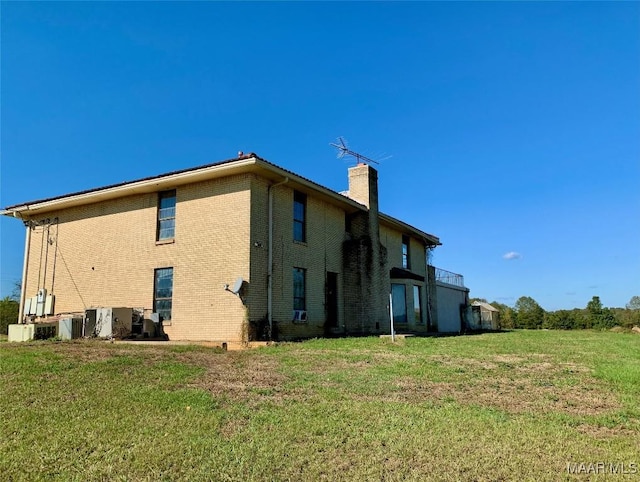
330,137,380,165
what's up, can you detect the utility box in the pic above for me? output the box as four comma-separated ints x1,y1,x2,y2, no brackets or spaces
59,317,84,340
85,309,97,336
36,289,47,317
142,318,156,338
27,296,38,315
44,294,55,316
8,324,35,342
86,308,134,338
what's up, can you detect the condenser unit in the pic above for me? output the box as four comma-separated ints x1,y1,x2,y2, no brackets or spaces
59,317,84,340
85,308,134,338
33,322,58,340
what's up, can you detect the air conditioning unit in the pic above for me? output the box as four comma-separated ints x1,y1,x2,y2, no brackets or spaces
59,317,84,340
34,322,58,340
292,310,308,322
84,307,134,338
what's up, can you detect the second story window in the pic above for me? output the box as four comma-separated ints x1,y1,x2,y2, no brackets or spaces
402,235,410,269
293,190,306,242
157,190,176,241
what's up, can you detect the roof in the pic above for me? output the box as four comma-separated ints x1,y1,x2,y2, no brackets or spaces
471,301,499,312
2,153,440,246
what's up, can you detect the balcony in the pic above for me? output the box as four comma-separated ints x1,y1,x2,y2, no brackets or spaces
432,267,465,288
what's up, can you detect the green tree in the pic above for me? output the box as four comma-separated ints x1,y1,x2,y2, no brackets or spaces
0,281,20,335
514,296,545,329
585,296,616,329
587,295,603,314
0,298,19,335
543,310,577,330
611,307,640,328
489,301,516,329
598,308,617,329
501,307,516,329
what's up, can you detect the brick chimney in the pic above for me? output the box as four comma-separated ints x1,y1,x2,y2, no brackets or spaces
342,163,388,335
347,163,379,214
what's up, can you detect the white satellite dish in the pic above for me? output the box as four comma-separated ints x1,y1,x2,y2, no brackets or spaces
231,277,244,295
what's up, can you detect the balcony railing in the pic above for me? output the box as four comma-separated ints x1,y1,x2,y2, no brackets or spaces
433,267,465,287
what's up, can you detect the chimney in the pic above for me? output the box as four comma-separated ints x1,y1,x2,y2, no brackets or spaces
347,163,379,214
342,162,387,335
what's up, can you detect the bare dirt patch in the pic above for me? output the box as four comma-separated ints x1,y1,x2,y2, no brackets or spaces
384,375,620,416
395,354,620,415
575,423,638,439
25,342,622,418
181,351,287,403
44,340,169,364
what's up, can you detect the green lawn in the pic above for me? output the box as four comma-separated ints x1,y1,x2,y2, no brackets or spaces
1,331,638,481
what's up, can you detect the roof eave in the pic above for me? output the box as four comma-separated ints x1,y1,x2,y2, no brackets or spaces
252,158,365,212
2,157,264,217
379,212,441,247
2,156,440,247
2,155,367,218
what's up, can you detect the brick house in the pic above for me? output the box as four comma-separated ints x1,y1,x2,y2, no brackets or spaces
2,153,469,342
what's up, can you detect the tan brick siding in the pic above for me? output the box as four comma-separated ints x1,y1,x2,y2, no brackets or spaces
20,167,436,342
267,183,345,340
23,174,252,342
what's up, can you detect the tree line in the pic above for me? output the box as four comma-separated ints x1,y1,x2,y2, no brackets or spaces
0,283,20,335
473,295,640,330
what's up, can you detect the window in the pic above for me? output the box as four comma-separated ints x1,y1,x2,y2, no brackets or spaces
413,285,422,324
293,267,306,310
391,283,407,324
157,190,176,241
154,268,174,322
293,191,306,242
345,213,352,235
402,235,410,269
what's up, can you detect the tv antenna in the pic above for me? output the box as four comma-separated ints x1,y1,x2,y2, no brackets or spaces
330,137,381,165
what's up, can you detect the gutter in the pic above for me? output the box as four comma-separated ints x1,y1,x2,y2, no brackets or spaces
267,177,289,339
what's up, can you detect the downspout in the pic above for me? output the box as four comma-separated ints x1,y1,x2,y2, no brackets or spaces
425,246,433,331
18,216,32,324
267,177,289,340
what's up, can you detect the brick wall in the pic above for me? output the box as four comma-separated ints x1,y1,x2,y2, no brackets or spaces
264,181,346,340
20,163,438,342
23,174,252,342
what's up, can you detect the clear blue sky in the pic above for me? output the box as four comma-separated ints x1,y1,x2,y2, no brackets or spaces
1,2,639,310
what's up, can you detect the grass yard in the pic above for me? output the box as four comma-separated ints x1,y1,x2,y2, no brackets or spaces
1,330,639,481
